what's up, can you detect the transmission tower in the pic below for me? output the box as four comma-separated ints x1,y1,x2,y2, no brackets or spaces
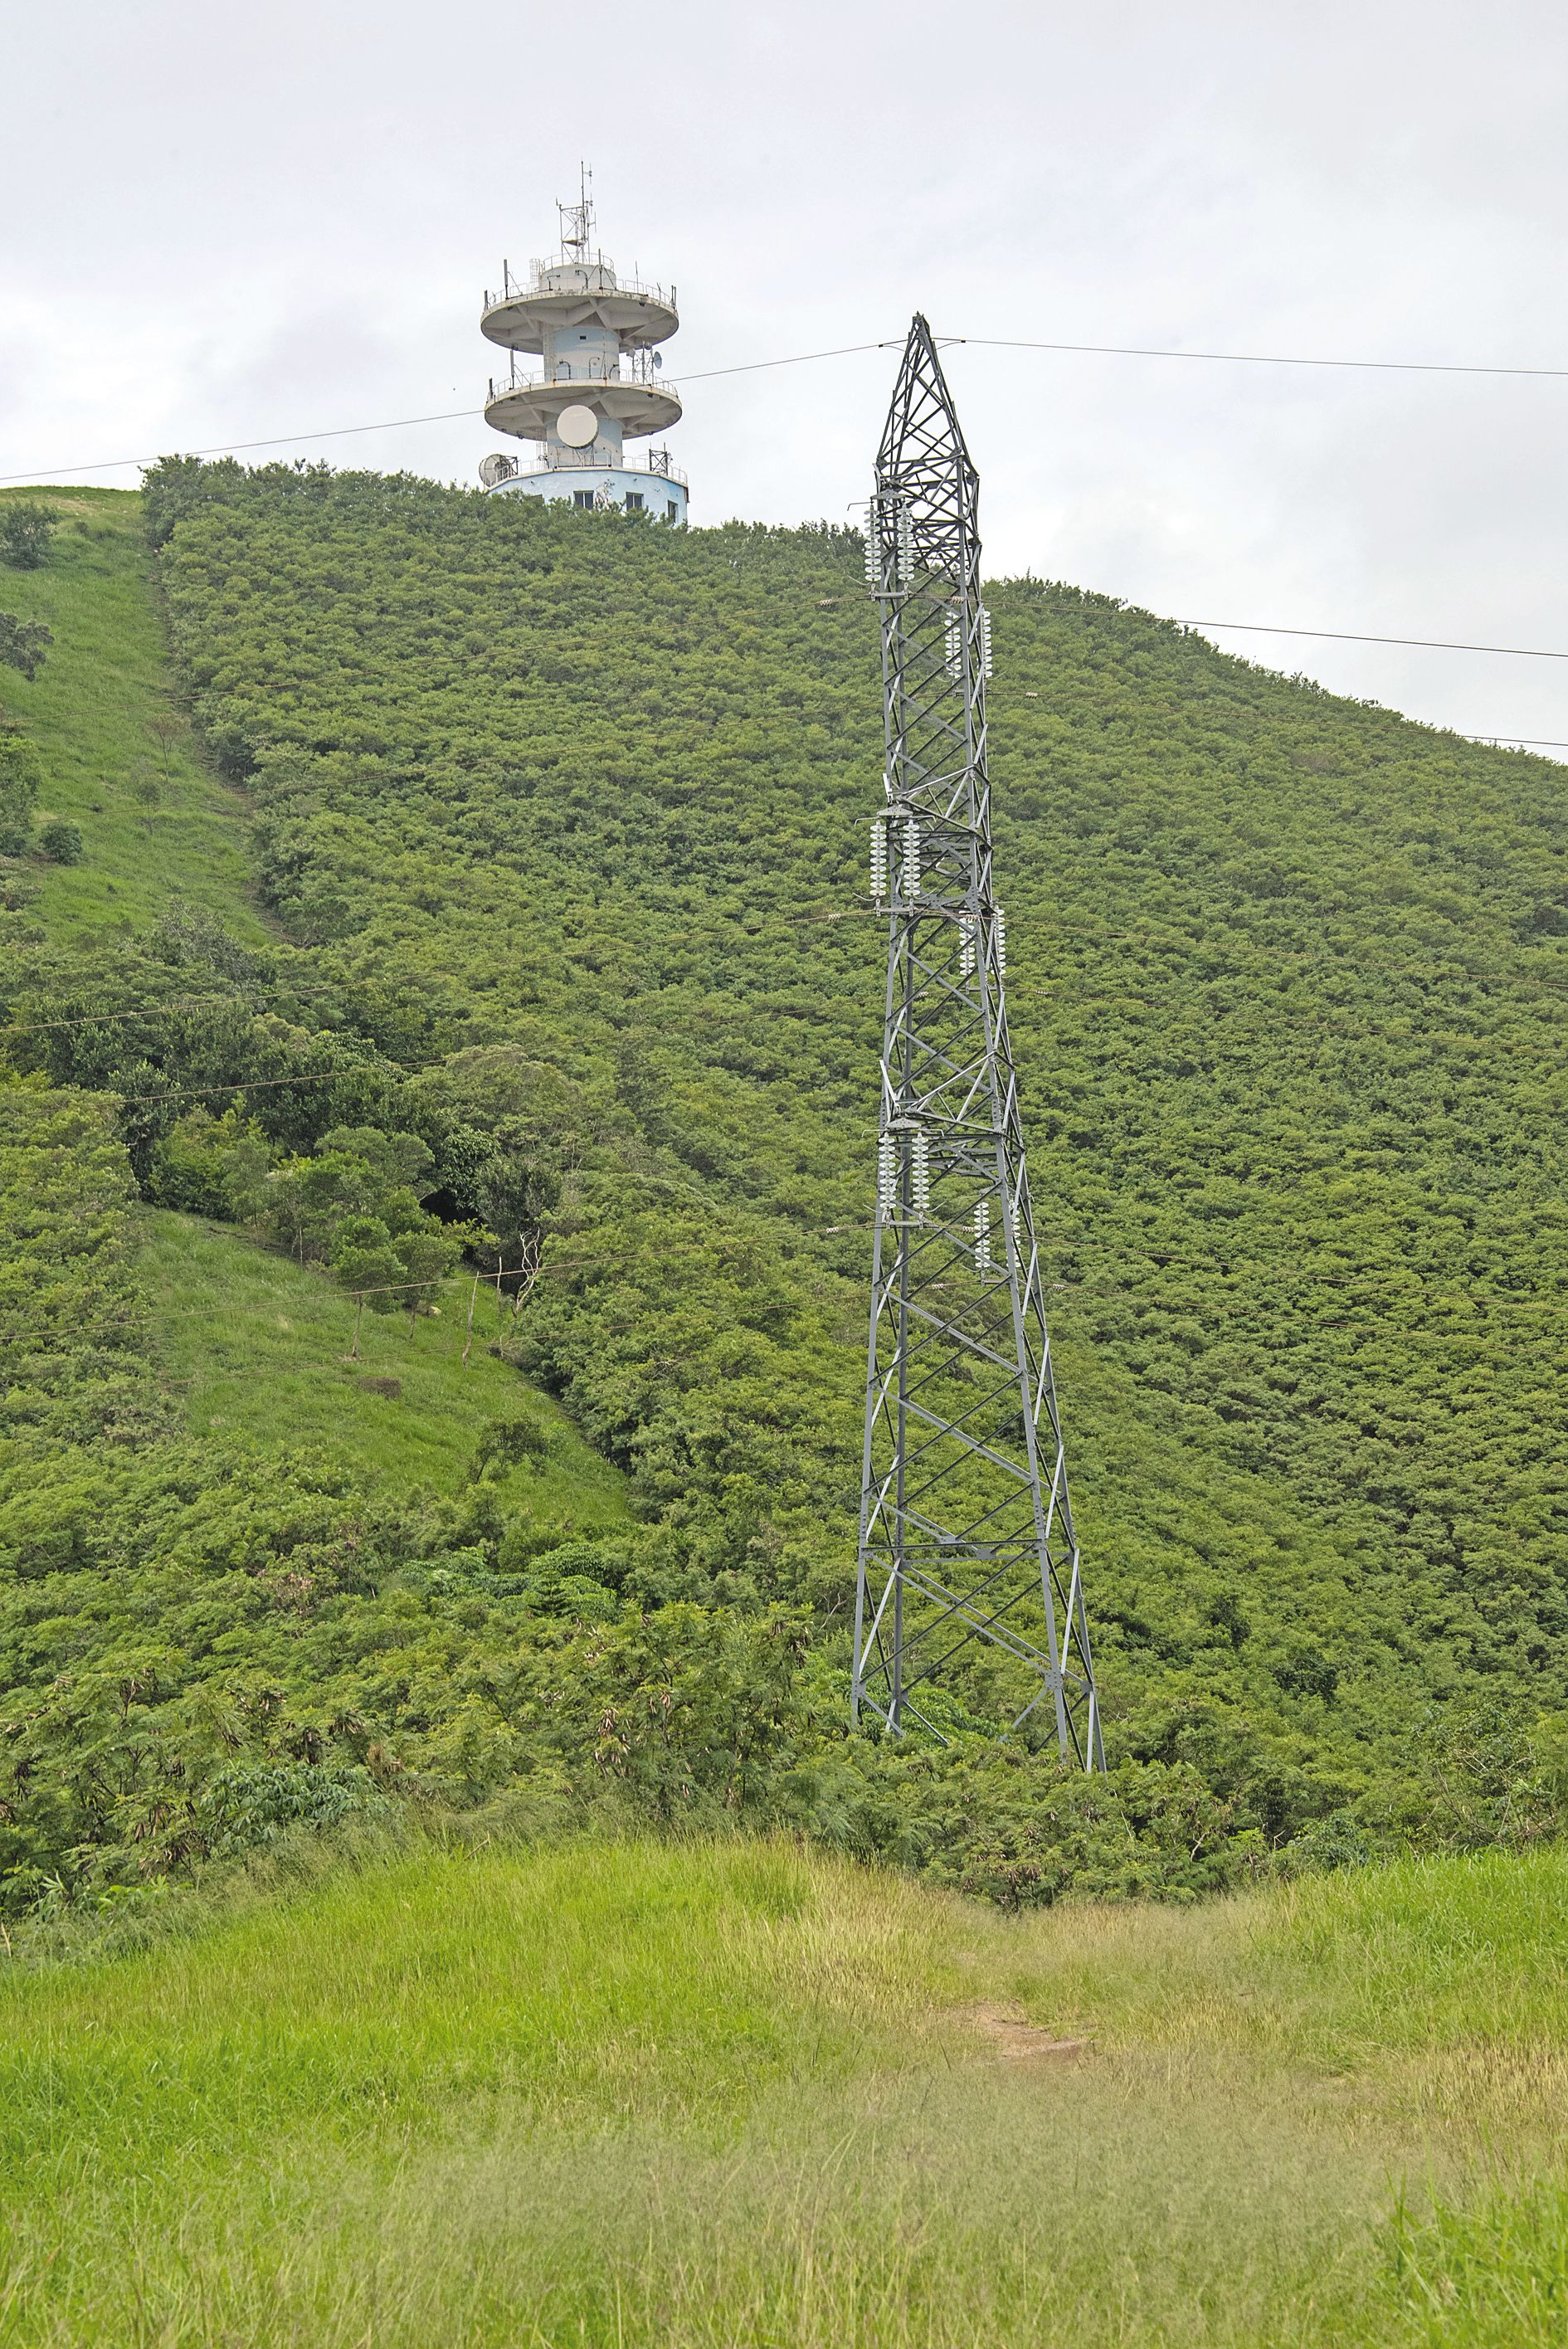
851,316,1103,1767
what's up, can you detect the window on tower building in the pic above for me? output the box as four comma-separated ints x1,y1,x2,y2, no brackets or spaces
666,500,678,521
573,490,594,509
626,492,644,512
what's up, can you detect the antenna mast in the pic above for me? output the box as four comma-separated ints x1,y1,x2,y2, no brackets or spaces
852,315,1103,1765
559,163,594,261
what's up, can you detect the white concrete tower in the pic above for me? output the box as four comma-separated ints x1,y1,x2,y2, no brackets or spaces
477,173,687,522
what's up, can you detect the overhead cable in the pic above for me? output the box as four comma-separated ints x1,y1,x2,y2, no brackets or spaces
685,339,896,380
7,319,1568,487
0,987,340,1038
115,1065,435,1109
1179,618,1568,662
0,407,488,486
948,334,1568,382
1464,733,1568,748
0,344,900,485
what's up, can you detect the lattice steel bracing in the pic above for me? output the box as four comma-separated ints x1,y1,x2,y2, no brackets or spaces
851,317,1103,1766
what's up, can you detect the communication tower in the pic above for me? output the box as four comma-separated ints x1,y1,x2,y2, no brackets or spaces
476,168,688,522
852,316,1103,1766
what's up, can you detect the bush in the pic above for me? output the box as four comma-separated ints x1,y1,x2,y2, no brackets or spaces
147,1108,261,1217
37,818,83,865
0,611,52,678
0,729,41,853
0,504,56,571
197,1762,389,1858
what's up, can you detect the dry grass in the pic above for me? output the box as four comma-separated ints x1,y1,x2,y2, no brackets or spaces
3,1836,1567,2345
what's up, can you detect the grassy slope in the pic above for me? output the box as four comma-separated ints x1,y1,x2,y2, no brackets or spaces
0,487,266,944
3,1836,1566,2347
142,1205,628,1517
2,490,628,1525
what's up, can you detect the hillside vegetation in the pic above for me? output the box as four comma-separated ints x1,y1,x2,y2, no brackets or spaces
4,465,1568,1903
141,1208,630,1513
0,487,263,943
4,1833,1568,2346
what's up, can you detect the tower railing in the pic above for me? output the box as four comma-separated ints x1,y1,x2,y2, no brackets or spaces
485,261,676,307
492,444,689,485
487,361,677,398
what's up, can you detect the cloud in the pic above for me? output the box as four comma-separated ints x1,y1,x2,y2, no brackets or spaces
4,0,1565,745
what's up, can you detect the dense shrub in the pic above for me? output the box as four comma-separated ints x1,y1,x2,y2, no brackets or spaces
37,817,83,865
7,457,1568,1903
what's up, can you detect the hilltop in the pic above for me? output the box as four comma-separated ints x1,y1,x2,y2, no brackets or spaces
3,468,1568,1900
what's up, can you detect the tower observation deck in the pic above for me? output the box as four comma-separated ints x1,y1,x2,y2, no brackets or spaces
476,176,688,523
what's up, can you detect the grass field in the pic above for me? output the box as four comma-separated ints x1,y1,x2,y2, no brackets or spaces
3,1836,1567,2347
141,1205,631,1520
0,486,265,943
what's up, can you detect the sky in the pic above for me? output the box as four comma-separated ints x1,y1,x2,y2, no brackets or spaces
5,0,1568,751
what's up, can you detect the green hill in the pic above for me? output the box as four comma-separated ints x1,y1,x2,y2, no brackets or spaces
4,465,1568,1903
4,1832,1566,2346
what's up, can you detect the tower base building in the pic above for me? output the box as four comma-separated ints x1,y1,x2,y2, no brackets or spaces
477,179,688,521
479,449,687,524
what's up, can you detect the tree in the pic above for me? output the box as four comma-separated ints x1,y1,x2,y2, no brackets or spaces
329,1215,407,1359
256,1152,345,1263
319,1125,436,1200
147,1109,263,1218
148,711,183,780
0,729,41,855
464,1125,562,1332
130,774,161,837
0,503,56,570
392,1224,465,1333
0,612,51,680
155,899,257,981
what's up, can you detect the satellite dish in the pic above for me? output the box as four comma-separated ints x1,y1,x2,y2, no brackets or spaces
478,452,517,488
652,350,663,370
556,402,599,448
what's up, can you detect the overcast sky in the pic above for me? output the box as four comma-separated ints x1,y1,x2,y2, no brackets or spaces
6,0,1567,751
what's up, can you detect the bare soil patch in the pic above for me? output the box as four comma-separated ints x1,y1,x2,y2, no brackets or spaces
964,2002,1093,2064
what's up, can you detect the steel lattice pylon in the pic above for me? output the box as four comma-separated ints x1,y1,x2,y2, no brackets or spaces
851,317,1103,1766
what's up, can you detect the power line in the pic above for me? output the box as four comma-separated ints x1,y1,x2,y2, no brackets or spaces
0,1245,718,1348
1465,734,1568,749
949,334,1568,383
0,407,486,486
2,355,1562,747
7,319,1568,490
686,339,895,381
1180,617,1568,663
1,987,340,1039
0,344,900,487
0,1065,401,1111
10,1244,1561,1346
116,1065,433,1109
